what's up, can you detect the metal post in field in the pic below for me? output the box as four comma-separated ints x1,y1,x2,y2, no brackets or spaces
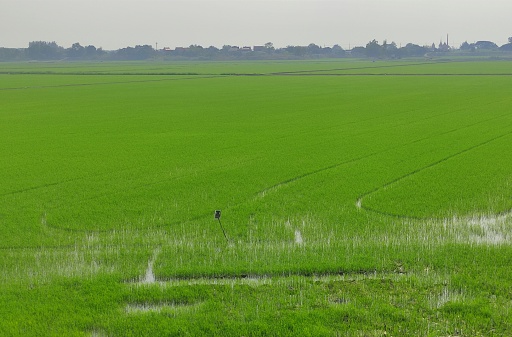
214,210,229,242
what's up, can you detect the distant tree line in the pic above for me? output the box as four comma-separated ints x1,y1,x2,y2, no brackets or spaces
460,39,512,52
1,37,512,62
350,40,433,58
0,41,107,61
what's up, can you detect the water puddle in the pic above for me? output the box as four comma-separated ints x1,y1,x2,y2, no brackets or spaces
294,229,303,244
140,248,160,284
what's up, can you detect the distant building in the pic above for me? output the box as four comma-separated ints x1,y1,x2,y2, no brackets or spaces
240,46,252,52
253,46,265,52
438,41,450,51
438,34,451,51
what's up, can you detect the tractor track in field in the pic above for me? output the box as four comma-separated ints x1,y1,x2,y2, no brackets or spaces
2,93,499,199
0,60,445,79
269,61,440,75
1,70,510,92
356,130,512,220
0,179,79,197
0,148,250,198
0,74,224,91
0,162,148,198
308,96,512,153
32,156,258,233
42,210,214,234
255,110,512,201
265,59,512,76
3,61,511,92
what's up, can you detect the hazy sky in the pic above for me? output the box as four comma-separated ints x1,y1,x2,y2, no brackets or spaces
2,0,511,50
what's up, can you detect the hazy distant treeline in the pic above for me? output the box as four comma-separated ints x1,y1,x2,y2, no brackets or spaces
1,39,512,62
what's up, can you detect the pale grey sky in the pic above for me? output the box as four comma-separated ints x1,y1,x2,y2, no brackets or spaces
2,0,511,50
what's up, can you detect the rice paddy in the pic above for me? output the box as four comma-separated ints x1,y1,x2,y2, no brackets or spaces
1,59,511,336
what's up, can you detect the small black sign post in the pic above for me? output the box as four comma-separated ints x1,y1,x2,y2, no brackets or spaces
214,210,229,242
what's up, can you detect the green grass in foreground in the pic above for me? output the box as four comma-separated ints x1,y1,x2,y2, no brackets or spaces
1,59,512,336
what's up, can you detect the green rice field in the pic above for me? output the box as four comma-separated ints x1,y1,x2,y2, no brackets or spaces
1,59,512,336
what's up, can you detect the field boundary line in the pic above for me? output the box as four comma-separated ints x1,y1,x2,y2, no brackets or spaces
268,60,451,75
